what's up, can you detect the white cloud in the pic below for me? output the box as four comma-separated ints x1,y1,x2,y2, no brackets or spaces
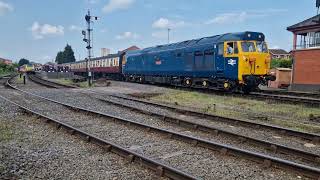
102,0,135,13
206,9,288,25
116,31,139,40
0,1,13,16
30,22,64,40
152,18,186,29
69,25,82,32
205,12,248,25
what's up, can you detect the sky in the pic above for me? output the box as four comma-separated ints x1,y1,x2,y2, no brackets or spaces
0,0,318,64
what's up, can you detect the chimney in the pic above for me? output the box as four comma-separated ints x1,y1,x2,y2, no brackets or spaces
101,48,110,57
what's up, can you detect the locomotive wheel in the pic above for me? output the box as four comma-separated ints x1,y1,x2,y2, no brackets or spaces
223,82,231,90
139,77,144,83
202,80,209,88
184,79,192,87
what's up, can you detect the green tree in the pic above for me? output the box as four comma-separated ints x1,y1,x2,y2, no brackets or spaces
55,51,65,64
55,44,76,64
18,58,30,66
271,58,292,69
63,44,76,63
0,62,18,75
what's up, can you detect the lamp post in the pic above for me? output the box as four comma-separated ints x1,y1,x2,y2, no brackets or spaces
82,10,98,87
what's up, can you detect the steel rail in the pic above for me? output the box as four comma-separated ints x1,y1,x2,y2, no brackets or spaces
94,95,320,166
110,94,320,144
5,78,320,179
250,92,320,106
0,95,197,180
28,74,76,89
121,80,320,106
259,90,320,99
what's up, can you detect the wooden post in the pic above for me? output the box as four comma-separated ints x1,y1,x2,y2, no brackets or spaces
293,33,297,50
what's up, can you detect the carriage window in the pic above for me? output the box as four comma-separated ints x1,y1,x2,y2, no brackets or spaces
176,52,182,57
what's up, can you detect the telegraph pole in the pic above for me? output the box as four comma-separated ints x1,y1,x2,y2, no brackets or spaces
83,10,98,87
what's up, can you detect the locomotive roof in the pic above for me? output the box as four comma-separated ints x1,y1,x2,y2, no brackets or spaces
127,31,265,56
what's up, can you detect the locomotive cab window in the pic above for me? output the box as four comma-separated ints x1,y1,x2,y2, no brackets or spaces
225,42,238,55
256,41,268,53
241,42,256,52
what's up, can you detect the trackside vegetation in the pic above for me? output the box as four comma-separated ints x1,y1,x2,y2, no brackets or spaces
0,62,18,76
151,90,320,134
271,58,292,69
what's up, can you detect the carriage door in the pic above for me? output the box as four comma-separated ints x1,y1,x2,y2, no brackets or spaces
215,43,225,75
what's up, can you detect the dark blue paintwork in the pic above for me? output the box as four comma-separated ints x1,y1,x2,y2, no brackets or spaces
123,31,264,81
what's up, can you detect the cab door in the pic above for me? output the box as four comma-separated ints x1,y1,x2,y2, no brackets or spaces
215,43,225,75
224,41,239,80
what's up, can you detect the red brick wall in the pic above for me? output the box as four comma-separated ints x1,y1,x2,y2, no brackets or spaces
268,69,291,88
293,48,320,84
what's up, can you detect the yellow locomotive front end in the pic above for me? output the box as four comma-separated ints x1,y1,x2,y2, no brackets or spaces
235,41,274,92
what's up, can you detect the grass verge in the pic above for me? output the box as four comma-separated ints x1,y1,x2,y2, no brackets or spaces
54,79,93,88
151,90,320,134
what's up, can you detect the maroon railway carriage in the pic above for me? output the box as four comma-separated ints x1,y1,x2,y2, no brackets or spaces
63,46,140,80
67,53,122,79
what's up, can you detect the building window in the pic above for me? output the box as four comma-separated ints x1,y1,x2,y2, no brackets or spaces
297,31,320,49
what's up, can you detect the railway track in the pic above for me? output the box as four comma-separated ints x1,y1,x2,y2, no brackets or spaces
260,90,320,99
20,75,320,179
27,74,76,89
87,93,320,165
107,94,320,144
121,81,320,106
249,92,320,107
26,75,320,142
27,73,320,106
4,76,196,180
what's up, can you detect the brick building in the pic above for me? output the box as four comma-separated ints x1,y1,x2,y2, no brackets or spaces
287,14,320,92
269,49,291,60
0,57,13,65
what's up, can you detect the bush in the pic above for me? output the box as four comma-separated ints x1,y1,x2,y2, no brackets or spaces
0,62,18,76
271,58,292,69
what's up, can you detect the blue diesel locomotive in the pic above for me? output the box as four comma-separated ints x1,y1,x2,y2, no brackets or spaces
123,31,275,92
